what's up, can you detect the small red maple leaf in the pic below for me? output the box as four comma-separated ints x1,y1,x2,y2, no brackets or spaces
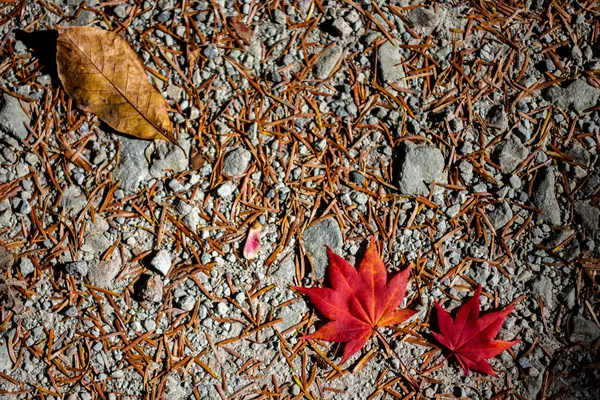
294,237,416,363
432,284,520,376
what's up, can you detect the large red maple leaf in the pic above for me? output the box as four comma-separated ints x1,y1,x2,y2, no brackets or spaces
294,237,416,363
432,284,520,376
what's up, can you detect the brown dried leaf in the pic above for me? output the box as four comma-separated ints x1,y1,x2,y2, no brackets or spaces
56,26,175,143
227,16,254,41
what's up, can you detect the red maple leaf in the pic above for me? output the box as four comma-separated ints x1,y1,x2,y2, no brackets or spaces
432,284,520,376
294,237,416,363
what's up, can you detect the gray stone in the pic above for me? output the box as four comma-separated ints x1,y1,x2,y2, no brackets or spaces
275,259,296,279
16,199,31,214
349,171,364,185
144,319,156,331
179,295,196,311
543,79,600,114
408,8,442,28
488,201,514,230
565,141,590,166
204,44,220,59
313,45,343,79
331,18,352,38
113,4,128,18
570,310,600,342
222,147,252,176
60,185,87,216
531,167,561,225
378,41,405,83
183,208,200,232
216,181,236,197
115,137,150,192
149,140,189,178
82,234,111,254
65,261,88,277
395,141,447,196
0,339,12,372
531,275,554,308
150,249,172,276
87,258,121,288
0,94,29,140
574,200,600,235
0,247,14,270
138,274,163,303
494,135,529,174
65,306,78,317
487,105,509,132
303,218,343,278
19,257,34,276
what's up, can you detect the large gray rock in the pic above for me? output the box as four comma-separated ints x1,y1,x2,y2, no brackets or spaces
494,135,529,174
543,79,600,114
313,45,342,80
378,41,405,83
531,167,561,225
395,141,447,196
303,218,343,278
222,147,252,176
574,200,600,235
0,94,29,140
115,137,150,192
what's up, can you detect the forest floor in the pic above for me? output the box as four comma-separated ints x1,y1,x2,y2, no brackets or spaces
1,0,600,399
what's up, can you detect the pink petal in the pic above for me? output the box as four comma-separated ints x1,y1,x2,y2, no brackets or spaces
243,221,261,260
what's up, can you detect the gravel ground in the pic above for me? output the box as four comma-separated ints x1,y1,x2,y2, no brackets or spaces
1,0,600,399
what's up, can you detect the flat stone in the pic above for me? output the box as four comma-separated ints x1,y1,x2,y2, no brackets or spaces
0,339,12,372
0,247,15,270
216,181,236,197
543,79,600,114
570,310,600,342
408,7,442,28
565,141,590,166
87,258,121,288
179,295,196,311
395,141,447,196
487,105,509,132
378,41,405,83
0,94,29,140
331,17,352,38
82,234,111,254
115,136,150,192
494,135,529,174
150,249,172,276
574,200,600,235
60,185,87,216
65,260,88,277
19,257,35,276
149,139,190,178
531,167,561,225
222,147,252,176
488,201,514,230
313,45,343,80
303,218,343,278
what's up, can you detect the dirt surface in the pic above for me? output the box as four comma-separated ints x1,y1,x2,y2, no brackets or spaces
1,0,600,399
